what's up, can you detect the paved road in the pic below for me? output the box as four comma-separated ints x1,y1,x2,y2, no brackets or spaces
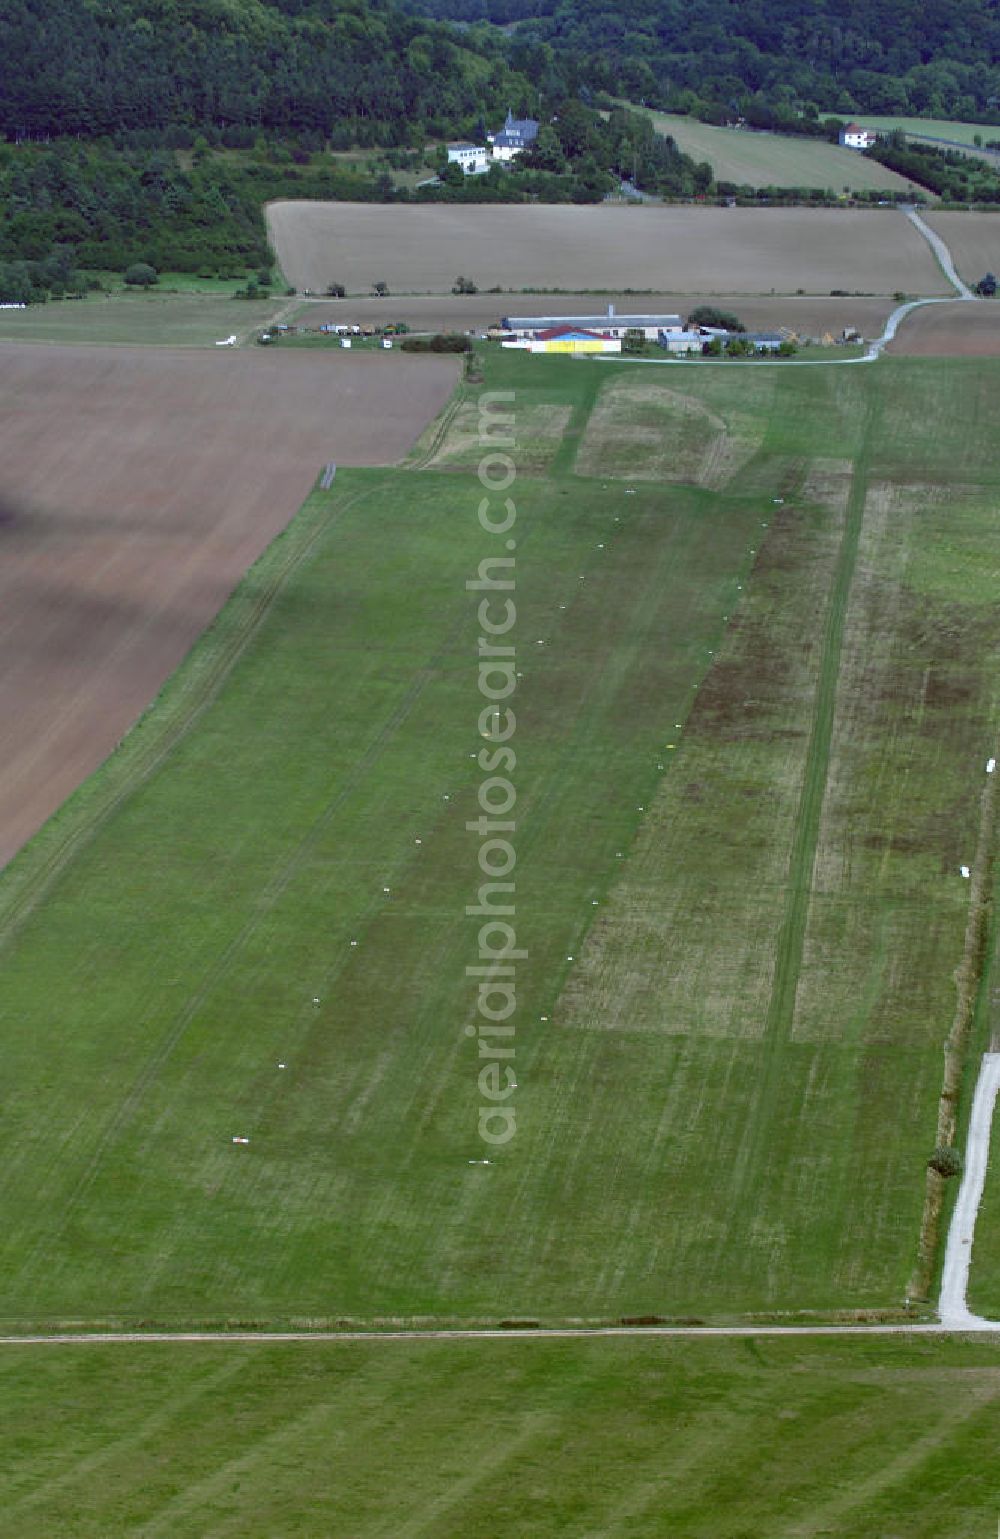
939,1053,1000,1327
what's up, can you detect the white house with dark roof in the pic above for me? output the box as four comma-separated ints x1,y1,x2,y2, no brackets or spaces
488,110,540,163
447,141,489,174
838,122,876,150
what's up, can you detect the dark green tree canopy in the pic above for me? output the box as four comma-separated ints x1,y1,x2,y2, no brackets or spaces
0,0,532,138
402,0,1000,119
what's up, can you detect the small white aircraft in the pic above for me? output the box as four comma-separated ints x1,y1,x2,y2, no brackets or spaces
215,334,237,347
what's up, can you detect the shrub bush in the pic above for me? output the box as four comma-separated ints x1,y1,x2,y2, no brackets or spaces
928,1146,963,1179
401,332,471,352
123,262,158,287
689,304,744,331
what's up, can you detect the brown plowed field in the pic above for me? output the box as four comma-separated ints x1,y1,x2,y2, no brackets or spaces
888,300,1000,355
0,343,458,866
924,211,1000,286
267,201,948,297
292,291,897,339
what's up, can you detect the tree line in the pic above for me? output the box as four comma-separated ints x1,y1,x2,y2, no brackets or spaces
0,103,709,301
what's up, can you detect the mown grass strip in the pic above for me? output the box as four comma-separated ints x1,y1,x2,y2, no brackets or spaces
766,401,878,1041
0,481,374,956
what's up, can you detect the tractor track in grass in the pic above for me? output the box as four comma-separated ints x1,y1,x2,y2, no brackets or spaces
0,1320,997,1345
720,393,878,1245
406,384,467,470
766,398,877,1035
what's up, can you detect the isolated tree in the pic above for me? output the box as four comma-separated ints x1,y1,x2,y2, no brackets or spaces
371,280,389,296
326,282,346,297
123,262,158,287
689,305,745,332
976,272,997,296
452,275,477,294
440,162,465,188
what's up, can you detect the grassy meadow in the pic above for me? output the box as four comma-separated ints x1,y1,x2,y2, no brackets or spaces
844,116,1000,147
2,1334,1000,1536
0,350,998,1329
642,110,924,194
0,291,284,347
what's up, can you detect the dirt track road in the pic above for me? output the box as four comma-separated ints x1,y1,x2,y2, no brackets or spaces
939,1054,1000,1327
906,208,977,298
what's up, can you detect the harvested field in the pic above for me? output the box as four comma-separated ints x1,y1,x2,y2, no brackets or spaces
0,343,458,866
889,300,1000,355
293,291,898,339
267,201,948,298
644,111,926,196
924,211,1000,286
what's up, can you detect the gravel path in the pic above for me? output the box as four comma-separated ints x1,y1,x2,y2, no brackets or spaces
904,207,977,299
939,1053,1000,1327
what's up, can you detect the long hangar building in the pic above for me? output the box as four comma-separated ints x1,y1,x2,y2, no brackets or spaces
499,305,712,353
501,305,683,341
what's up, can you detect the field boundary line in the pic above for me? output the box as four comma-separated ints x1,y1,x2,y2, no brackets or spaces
0,480,378,958
0,1322,995,1346
405,383,467,470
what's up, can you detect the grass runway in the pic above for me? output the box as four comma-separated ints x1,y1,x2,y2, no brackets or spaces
0,351,998,1334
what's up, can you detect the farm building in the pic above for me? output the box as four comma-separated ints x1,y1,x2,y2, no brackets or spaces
503,306,682,341
744,331,785,352
488,110,540,162
447,142,489,174
659,329,710,353
839,123,876,150
503,326,622,355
